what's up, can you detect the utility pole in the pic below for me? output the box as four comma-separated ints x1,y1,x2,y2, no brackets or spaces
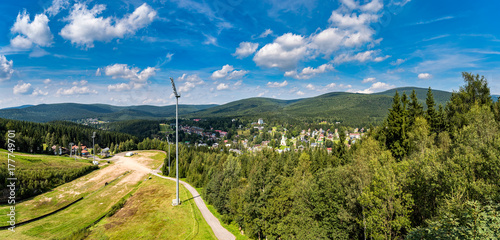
170,77,181,206
92,132,97,165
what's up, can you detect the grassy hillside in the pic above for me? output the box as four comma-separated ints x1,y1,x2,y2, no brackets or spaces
0,149,98,202
86,176,216,240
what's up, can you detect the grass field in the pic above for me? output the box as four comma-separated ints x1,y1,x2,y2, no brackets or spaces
129,150,165,170
87,175,216,240
0,150,97,223
0,162,120,224
0,148,93,169
0,168,141,240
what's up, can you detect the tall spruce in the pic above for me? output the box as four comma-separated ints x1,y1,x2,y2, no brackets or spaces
385,91,407,160
425,87,438,133
408,89,424,125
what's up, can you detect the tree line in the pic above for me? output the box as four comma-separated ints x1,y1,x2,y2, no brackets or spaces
0,119,138,154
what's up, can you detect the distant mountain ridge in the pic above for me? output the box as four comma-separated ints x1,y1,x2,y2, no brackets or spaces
0,87,456,125
0,105,34,110
0,103,217,122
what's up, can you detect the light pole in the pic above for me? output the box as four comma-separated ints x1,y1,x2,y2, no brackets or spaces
92,132,97,165
167,136,171,175
170,77,181,206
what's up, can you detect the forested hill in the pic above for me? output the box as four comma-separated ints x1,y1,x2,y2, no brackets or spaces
189,87,454,125
376,87,452,103
0,87,459,125
0,103,217,122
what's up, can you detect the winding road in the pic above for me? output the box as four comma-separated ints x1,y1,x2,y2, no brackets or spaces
114,151,236,240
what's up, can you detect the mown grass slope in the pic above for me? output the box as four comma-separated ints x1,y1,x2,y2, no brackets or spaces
87,176,216,240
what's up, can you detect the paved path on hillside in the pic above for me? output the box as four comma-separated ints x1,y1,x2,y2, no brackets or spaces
115,152,236,240
151,171,236,240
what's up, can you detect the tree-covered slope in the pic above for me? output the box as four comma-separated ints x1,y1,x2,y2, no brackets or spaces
0,87,455,125
0,103,217,122
375,87,452,105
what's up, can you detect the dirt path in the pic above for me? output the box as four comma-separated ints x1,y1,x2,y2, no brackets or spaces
115,152,236,240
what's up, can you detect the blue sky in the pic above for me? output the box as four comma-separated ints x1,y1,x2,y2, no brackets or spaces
0,0,499,108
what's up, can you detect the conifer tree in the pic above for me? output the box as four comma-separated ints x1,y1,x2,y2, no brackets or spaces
408,89,424,125
425,87,438,133
385,91,407,159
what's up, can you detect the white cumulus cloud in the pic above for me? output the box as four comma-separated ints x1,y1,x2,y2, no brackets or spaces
233,42,259,59
325,83,352,90
334,50,390,64
13,81,33,95
10,11,53,48
252,0,390,71
357,82,395,94
103,64,157,82
253,33,308,70
216,83,229,90
45,0,70,17
107,83,132,92
0,55,14,81
32,87,48,96
362,77,376,83
418,73,432,79
60,3,157,48
211,65,248,80
177,74,205,93
306,84,316,90
211,65,233,79
267,80,288,88
284,64,334,79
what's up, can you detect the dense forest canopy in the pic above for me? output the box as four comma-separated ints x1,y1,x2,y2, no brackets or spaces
153,72,499,239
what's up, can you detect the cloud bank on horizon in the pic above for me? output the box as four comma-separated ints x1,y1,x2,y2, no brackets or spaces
0,0,499,108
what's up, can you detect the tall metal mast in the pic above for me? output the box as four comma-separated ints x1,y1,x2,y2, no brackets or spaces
167,136,170,175
92,132,97,165
170,77,181,206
